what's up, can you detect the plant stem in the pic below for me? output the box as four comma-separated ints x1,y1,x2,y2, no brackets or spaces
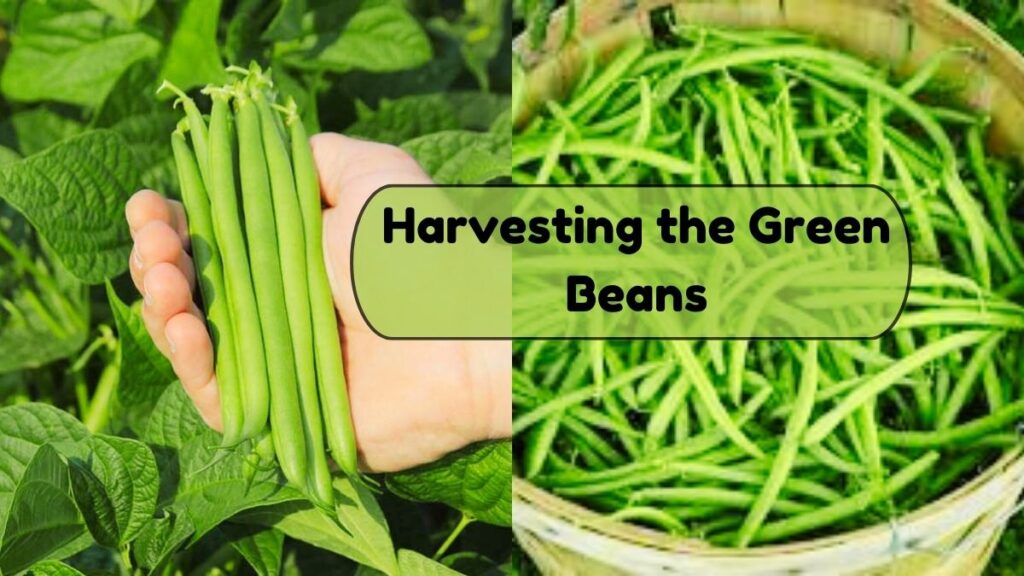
84,344,121,433
433,513,474,560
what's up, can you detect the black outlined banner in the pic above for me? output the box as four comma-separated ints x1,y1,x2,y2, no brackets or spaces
352,185,910,339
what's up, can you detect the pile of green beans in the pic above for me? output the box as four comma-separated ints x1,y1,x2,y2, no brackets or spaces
164,64,357,507
512,25,1024,546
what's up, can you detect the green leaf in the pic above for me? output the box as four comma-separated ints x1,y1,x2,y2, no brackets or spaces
428,0,506,91
168,429,303,539
131,510,193,572
220,524,284,576
490,109,513,137
401,130,510,184
27,559,87,575
236,477,398,575
147,408,303,544
347,95,459,145
0,0,160,106
108,284,175,410
337,32,464,105
263,0,307,42
397,549,462,575
0,146,20,166
293,5,432,73
144,381,207,450
67,462,118,548
86,0,154,23
386,441,511,526
346,93,510,145
225,0,267,65
136,397,303,570
158,0,227,93
0,130,142,283
0,109,84,157
0,404,90,545
0,445,87,575
95,60,180,197
69,435,158,546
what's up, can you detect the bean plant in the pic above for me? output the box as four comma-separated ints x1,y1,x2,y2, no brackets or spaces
0,1,513,575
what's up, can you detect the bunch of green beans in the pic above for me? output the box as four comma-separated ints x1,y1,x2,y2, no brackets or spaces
163,63,357,507
512,25,1024,546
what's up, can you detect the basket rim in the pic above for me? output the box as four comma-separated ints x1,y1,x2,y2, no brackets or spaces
514,447,1024,555
512,0,1024,557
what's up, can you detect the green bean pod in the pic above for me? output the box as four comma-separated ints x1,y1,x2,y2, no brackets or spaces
170,125,242,445
255,90,334,507
234,86,307,486
160,81,211,184
287,106,359,476
205,91,269,441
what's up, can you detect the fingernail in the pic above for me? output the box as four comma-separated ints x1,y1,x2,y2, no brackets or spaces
132,249,143,270
166,331,176,355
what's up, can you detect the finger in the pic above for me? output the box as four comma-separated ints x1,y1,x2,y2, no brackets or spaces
126,190,191,250
310,133,433,208
141,262,194,357
126,190,173,239
167,200,191,251
131,220,196,293
165,312,221,430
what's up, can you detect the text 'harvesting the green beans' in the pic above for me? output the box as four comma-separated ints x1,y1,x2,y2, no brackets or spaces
352,185,910,338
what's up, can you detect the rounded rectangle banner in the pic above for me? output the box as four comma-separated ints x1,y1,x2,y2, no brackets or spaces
352,185,911,339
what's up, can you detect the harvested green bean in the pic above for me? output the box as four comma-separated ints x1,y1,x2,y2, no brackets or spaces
512,23,1023,548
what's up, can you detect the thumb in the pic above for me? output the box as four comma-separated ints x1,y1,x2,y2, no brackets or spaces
310,133,433,209
309,133,433,328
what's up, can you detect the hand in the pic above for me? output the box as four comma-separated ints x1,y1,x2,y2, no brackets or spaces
125,133,510,472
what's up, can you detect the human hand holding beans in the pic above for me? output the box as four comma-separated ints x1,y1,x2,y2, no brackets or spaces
125,133,511,473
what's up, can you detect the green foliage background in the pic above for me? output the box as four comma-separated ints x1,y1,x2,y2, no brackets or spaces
0,1,514,575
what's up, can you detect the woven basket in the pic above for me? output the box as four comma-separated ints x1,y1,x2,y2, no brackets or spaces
512,1,1024,574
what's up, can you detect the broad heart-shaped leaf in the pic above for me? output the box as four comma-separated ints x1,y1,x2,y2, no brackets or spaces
158,0,227,93
235,476,398,575
292,5,431,73
86,0,154,23
0,0,160,106
27,559,88,575
95,59,180,197
386,441,511,526
347,95,459,146
144,381,208,450
219,524,284,576
68,435,158,547
398,549,462,575
0,108,83,157
0,404,90,544
0,130,141,283
143,384,304,559
131,510,193,572
168,433,303,553
108,284,175,411
337,29,464,106
0,445,88,575
401,130,510,184
346,93,510,146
